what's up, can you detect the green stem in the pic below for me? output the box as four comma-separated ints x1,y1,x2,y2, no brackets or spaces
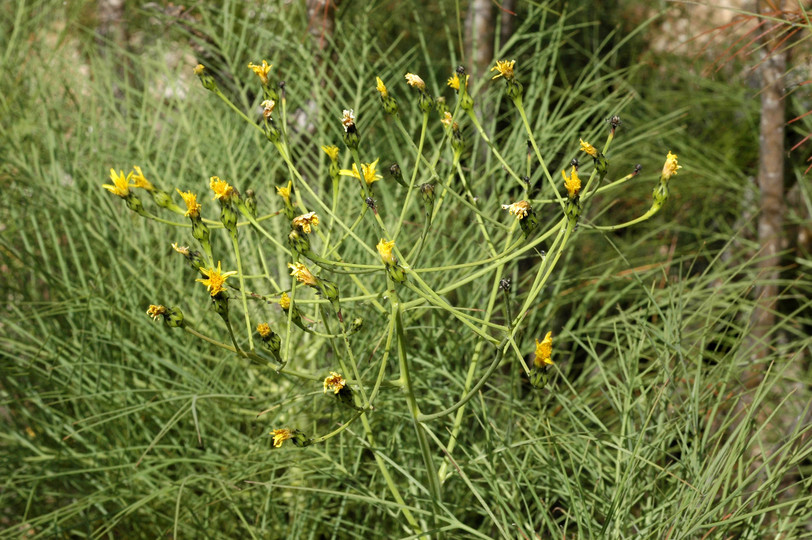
230,232,254,352
393,111,429,241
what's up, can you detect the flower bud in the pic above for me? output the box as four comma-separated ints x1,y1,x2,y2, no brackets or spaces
288,229,311,256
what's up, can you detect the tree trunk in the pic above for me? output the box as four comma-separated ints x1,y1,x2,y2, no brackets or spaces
749,0,787,362
464,0,494,77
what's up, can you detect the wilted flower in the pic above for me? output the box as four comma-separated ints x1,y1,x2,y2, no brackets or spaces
131,166,155,191
579,138,598,158
176,188,201,217
376,77,388,98
248,60,272,85
341,109,356,132
292,212,319,234
321,145,339,162
289,262,318,286
323,372,346,394
405,73,426,91
261,99,276,119
271,428,292,448
662,151,681,180
501,200,531,220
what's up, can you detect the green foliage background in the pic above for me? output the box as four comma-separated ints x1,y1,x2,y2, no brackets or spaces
1,1,810,538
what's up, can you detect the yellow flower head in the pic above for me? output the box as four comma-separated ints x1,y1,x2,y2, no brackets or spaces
340,158,382,186
579,138,598,158
534,331,553,367
501,200,531,220
210,176,234,201
662,151,681,180
289,262,318,286
261,99,276,119
171,243,191,257
276,180,292,205
247,60,272,85
292,211,319,234
447,73,469,91
271,428,292,448
279,292,291,310
323,372,346,394
376,238,397,266
103,168,133,198
562,167,581,199
196,261,237,297
321,145,339,162
193,64,205,76
176,188,201,217
341,109,355,132
146,304,167,321
256,323,272,339
376,76,388,98
131,166,155,191
491,59,516,80
405,73,426,91
441,111,453,128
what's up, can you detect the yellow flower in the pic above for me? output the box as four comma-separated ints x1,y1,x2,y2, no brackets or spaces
321,145,339,162
376,76,388,98
662,151,681,180
276,180,292,205
376,238,397,266
323,372,346,394
292,212,319,234
271,428,292,448
210,176,234,201
339,158,382,186
441,111,453,128
196,261,237,297
491,59,515,80
131,166,155,191
193,64,205,75
256,323,272,339
261,99,276,119
579,138,598,158
501,200,531,220
171,243,191,256
103,168,132,198
176,188,201,218
289,262,318,286
534,331,553,367
447,73,468,91
405,73,426,91
146,304,167,321
247,60,272,85
341,109,355,132
562,167,581,199
279,292,291,310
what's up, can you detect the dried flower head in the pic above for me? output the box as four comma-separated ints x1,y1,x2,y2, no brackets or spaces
292,212,319,234
441,111,453,128
376,76,388,98
405,73,426,91
171,243,191,257
209,176,234,201
247,60,272,85
176,188,201,217
501,200,531,220
323,372,346,394
103,168,133,198
491,59,516,80
196,261,237,297
261,99,276,119
146,304,168,321
131,166,155,191
562,167,581,199
341,109,356,132
579,138,598,158
271,428,292,448
289,262,318,286
662,151,681,180
534,331,553,367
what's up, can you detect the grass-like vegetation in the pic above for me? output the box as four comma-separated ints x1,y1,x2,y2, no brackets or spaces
1,1,810,538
